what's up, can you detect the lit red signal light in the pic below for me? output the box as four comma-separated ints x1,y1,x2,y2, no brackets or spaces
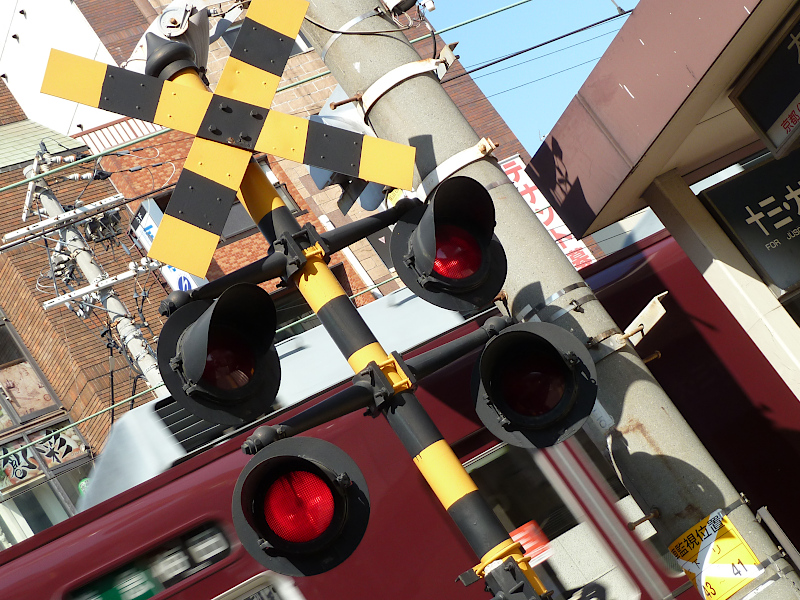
264,471,336,544
432,224,482,280
390,176,507,312
233,437,370,576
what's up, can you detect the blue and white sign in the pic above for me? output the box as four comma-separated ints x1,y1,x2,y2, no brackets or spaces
131,200,208,292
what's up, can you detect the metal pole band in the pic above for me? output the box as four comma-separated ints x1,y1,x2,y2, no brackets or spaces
320,9,384,61
415,137,500,201
359,42,461,120
515,281,591,322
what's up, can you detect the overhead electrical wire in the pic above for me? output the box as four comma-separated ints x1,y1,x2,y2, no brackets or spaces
442,28,621,88
457,57,603,109
442,10,631,84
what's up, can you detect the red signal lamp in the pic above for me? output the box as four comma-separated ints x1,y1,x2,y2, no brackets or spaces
473,322,597,448
390,176,507,312
233,437,370,576
157,283,281,426
263,470,335,544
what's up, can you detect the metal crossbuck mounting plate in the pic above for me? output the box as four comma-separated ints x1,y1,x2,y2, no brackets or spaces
41,0,416,277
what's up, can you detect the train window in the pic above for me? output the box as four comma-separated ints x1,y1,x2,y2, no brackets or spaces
68,523,230,600
463,431,662,598
0,478,69,547
465,444,580,542
211,572,307,600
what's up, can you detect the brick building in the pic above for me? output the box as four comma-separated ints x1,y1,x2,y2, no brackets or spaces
0,77,173,544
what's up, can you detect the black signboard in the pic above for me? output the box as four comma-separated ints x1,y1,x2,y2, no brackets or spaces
732,7,800,157
701,149,800,293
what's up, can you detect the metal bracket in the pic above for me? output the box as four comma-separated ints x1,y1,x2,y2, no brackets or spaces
273,224,331,285
483,557,542,600
415,137,498,201
623,291,668,346
360,44,460,116
757,506,800,573
353,351,416,415
43,261,160,311
585,291,670,361
469,539,527,581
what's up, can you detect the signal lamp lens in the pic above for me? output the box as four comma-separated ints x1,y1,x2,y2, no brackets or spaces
203,330,255,391
263,471,335,543
433,224,482,280
494,351,567,417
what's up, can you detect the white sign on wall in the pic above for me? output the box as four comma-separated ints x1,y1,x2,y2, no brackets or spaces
131,200,207,292
500,155,596,270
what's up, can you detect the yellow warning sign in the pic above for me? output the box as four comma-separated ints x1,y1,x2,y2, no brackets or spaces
669,509,763,599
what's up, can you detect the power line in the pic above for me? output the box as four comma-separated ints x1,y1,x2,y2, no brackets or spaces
407,0,536,44
442,28,620,89
457,56,603,109
441,10,631,85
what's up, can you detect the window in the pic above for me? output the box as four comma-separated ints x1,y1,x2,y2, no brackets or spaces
463,432,673,597
0,308,92,548
274,182,305,216
0,324,58,427
0,422,92,548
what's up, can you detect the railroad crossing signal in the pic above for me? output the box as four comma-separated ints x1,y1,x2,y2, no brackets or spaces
473,321,597,448
390,176,507,312
232,436,370,576
40,0,415,278
42,0,553,592
157,283,281,426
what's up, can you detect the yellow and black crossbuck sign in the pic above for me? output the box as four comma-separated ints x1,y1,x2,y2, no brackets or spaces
41,0,416,277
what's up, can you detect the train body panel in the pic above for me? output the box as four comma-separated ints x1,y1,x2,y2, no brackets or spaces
1,231,796,600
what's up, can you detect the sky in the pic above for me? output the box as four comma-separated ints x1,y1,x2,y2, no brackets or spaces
424,0,641,157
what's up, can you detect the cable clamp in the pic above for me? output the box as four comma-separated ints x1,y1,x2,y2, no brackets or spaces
415,137,498,202
468,539,526,581
517,282,600,325
360,43,460,117
302,243,327,261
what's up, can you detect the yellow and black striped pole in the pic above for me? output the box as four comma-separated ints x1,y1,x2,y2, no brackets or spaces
172,65,547,598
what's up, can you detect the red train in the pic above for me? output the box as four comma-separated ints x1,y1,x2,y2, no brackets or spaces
2,229,797,600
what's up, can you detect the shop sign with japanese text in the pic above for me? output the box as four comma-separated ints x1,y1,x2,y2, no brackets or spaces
733,8,800,156
500,156,596,271
701,150,800,293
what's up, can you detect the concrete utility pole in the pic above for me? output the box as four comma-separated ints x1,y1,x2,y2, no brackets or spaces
26,164,165,394
301,3,799,598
